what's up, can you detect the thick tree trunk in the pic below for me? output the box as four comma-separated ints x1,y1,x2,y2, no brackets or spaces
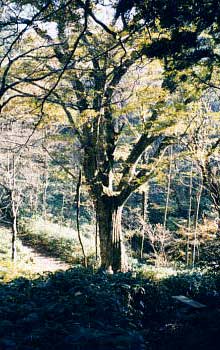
97,196,128,272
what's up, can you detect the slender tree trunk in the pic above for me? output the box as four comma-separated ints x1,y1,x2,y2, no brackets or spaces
186,163,193,265
95,206,99,261
164,146,173,228
140,189,147,259
59,194,65,229
11,211,17,261
34,186,39,214
43,153,48,220
217,214,220,237
192,179,203,267
29,193,33,212
97,196,127,272
76,169,87,267
11,156,18,262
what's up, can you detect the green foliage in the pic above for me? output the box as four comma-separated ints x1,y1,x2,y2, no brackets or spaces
1,219,220,349
199,240,220,268
1,266,220,349
0,268,160,350
162,268,220,300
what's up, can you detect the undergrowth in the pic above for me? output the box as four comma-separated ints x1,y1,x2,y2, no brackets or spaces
1,267,220,350
1,222,220,349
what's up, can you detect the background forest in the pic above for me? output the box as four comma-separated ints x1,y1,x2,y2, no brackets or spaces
0,1,220,349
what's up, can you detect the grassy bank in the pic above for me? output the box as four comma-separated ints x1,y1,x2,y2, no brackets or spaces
18,217,96,265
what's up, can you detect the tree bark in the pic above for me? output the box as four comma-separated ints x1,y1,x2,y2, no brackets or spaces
217,214,220,237
97,196,127,272
95,207,99,261
76,169,87,268
11,213,17,261
192,179,203,267
163,146,173,228
186,163,193,265
140,190,147,259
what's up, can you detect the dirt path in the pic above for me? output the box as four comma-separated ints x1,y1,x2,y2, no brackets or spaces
0,227,71,278
24,247,70,273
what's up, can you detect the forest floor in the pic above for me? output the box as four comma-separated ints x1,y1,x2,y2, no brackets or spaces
1,226,220,350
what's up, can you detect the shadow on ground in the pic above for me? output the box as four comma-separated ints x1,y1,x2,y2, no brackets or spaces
1,268,220,350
